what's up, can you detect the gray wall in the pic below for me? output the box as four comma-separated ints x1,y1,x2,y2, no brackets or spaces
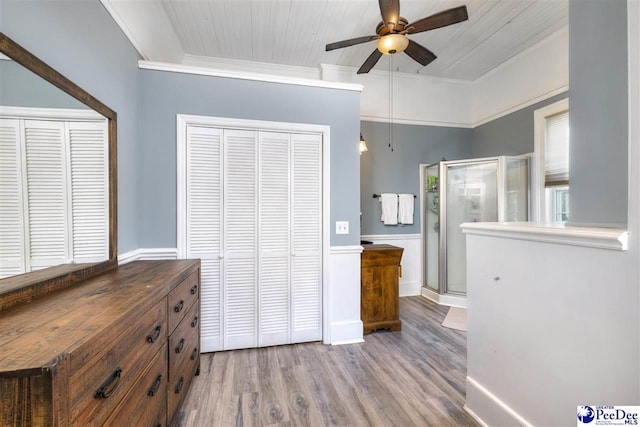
569,0,628,227
1,0,141,253
360,120,473,235
0,60,88,109
139,69,361,247
472,92,569,158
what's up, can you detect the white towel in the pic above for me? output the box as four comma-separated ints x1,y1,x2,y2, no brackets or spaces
380,193,398,225
398,194,414,224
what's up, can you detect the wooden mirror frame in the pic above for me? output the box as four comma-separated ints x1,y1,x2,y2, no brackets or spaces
0,32,118,310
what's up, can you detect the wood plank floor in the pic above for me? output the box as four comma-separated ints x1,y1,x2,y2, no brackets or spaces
175,296,479,427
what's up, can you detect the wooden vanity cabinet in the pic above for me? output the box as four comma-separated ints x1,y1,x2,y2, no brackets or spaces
361,244,404,335
0,259,200,426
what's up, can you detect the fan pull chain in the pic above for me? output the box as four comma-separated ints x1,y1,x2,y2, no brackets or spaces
388,56,394,152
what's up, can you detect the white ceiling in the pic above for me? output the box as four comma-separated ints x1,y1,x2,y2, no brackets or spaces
106,0,568,81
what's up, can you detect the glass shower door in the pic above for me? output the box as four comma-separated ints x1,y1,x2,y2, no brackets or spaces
444,160,498,294
423,164,439,291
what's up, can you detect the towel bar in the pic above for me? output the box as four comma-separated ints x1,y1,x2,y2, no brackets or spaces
372,193,416,198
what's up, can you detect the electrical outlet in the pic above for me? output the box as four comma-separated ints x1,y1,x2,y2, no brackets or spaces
335,221,349,235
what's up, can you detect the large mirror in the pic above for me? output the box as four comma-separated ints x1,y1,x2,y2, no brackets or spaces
0,33,117,310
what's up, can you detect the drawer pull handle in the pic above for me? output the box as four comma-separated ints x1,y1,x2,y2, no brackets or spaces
174,300,184,313
190,347,198,361
190,284,198,295
146,325,162,343
175,338,185,354
147,374,163,397
175,377,184,394
191,316,198,328
94,367,122,399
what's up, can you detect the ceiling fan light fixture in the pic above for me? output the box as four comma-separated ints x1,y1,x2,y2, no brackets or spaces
377,34,409,55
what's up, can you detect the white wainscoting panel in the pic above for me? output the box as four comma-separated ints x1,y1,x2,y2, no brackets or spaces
361,234,421,297
464,228,637,426
328,245,364,345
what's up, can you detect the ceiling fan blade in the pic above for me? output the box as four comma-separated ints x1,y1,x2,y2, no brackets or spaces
407,5,469,34
379,0,400,29
326,35,379,51
357,49,383,74
404,40,437,67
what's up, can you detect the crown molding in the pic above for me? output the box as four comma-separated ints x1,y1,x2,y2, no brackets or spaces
139,61,363,92
360,115,473,129
471,86,569,127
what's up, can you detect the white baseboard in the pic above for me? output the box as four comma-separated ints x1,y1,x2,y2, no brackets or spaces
466,377,532,427
399,281,422,297
117,248,141,264
138,248,178,260
330,320,365,345
118,248,178,264
421,286,467,308
463,405,489,427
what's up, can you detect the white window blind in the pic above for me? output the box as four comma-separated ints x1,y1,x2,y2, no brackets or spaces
544,110,569,187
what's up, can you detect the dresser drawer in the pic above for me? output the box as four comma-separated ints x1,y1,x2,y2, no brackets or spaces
168,271,199,333
103,343,168,427
167,304,200,422
69,300,167,426
167,345,199,424
168,303,199,377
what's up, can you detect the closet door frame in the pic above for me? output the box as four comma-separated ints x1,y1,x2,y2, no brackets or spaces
177,114,331,346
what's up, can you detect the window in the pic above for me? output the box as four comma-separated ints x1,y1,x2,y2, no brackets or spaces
533,99,570,223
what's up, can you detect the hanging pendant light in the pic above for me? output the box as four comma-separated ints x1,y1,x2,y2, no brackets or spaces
359,133,368,154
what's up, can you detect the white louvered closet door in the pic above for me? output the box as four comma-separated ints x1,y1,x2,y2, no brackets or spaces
186,126,223,352
223,129,258,350
187,126,223,352
258,131,291,347
23,120,69,271
0,119,26,278
291,133,322,342
68,121,109,263
185,123,322,352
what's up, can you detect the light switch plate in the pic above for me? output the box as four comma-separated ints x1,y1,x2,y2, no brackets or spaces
335,221,349,235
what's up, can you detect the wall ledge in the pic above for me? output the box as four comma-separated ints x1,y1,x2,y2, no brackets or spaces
461,222,628,251
139,60,364,92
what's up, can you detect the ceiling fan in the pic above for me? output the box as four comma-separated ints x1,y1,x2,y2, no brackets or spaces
326,0,469,74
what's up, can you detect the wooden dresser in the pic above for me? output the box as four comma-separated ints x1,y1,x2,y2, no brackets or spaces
361,244,404,335
0,259,200,426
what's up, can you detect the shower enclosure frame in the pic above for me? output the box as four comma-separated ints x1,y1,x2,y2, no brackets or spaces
420,156,530,300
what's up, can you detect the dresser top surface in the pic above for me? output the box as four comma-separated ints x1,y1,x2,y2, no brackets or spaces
0,260,199,373
361,244,403,251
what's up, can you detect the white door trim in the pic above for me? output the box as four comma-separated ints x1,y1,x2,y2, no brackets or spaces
176,114,331,345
